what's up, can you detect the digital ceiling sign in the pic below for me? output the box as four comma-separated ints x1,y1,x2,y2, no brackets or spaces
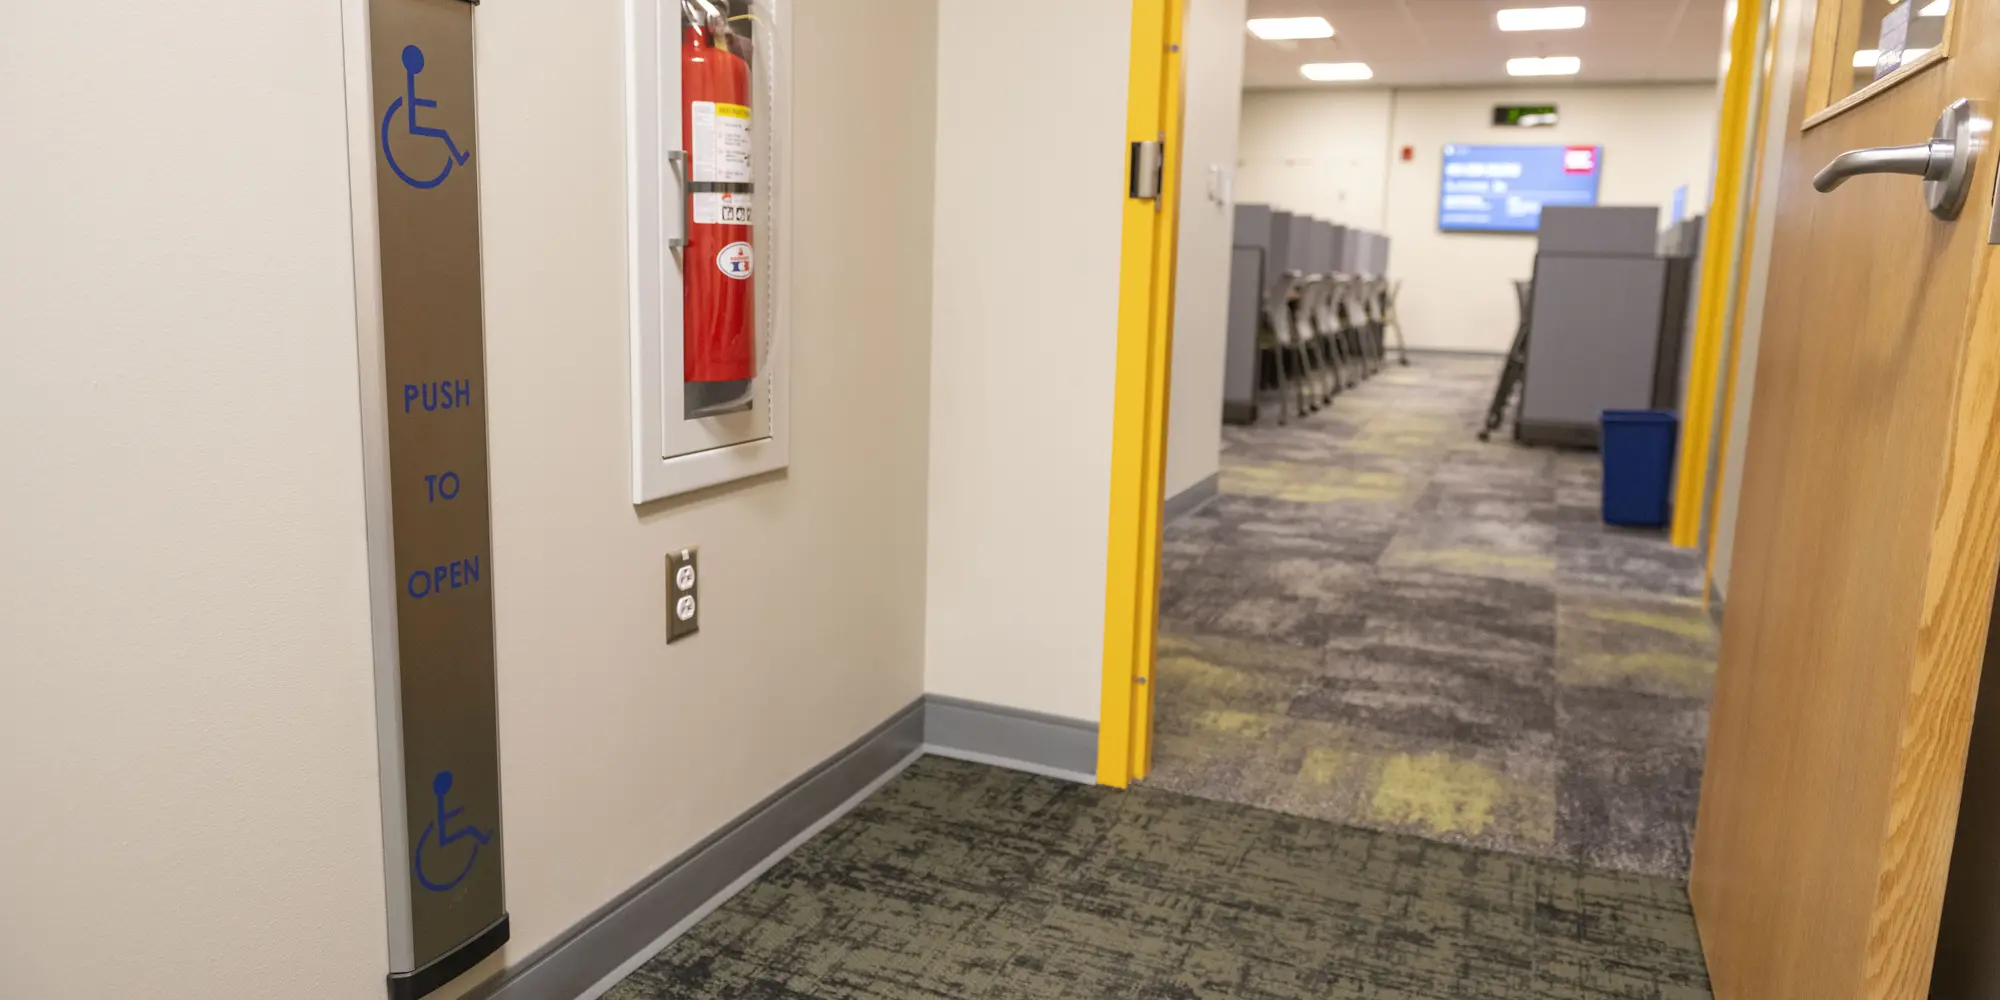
1439,143,1603,233
1492,104,1559,127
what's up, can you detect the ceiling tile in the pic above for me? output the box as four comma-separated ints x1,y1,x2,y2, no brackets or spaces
1241,0,1726,88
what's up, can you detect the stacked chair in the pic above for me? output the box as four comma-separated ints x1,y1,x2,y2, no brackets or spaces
1224,204,1400,425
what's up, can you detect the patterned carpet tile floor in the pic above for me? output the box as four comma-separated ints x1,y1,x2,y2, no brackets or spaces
607,757,1711,1000
603,356,1718,999
1148,356,1715,878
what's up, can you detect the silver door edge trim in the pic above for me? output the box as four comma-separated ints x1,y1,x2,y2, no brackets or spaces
340,0,417,971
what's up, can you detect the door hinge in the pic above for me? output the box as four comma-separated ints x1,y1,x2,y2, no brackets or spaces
1130,139,1165,201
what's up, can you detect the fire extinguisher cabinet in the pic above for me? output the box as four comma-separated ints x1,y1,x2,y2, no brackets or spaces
626,0,792,503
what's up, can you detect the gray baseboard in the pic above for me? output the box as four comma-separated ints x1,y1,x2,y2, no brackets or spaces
924,694,1099,783
1162,472,1220,522
1517,419,1600,449
1405,347,1506,359
1221,400,1258,425
470,698,925,1000
461,693,1098,1000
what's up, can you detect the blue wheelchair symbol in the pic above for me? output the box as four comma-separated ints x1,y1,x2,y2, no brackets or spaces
380,45,472,190
412,769,493,893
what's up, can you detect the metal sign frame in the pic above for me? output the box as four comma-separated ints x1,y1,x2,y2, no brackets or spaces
340,1,508,997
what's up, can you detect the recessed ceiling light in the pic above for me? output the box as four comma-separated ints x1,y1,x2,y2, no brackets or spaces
1853,48,1880,67
1506,55,1582,76
1300,61,1374,81
1918,0,1948,15
1248,17,1335,40
1497,6,1588,31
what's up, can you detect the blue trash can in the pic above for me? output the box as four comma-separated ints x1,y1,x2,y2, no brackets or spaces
1600,410,1678,527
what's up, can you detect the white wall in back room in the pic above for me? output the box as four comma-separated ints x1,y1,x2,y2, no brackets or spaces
1238,84,1720,353
1236,89,1394,230
1164,0,1249,501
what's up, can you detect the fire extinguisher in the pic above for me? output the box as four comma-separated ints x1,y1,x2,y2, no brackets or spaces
682,0,755,408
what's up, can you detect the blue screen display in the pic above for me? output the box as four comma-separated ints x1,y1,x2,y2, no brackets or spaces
1438,144,1603,233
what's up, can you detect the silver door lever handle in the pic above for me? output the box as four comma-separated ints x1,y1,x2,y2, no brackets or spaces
1812,140,1951,191
1809,99,1980,220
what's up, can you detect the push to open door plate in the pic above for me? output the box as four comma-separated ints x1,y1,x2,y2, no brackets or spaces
1814,98,1983,221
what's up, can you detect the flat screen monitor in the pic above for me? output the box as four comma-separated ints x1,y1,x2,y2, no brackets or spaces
1439,143,1602,233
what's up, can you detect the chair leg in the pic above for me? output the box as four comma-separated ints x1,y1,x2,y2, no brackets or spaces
1301,345,1324,412
1270,346,1289,425
1296,343,1322,411
1291,347,1316,417
1328,334,1352,392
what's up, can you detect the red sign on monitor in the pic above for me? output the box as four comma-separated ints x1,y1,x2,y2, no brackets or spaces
1563,146,1599,174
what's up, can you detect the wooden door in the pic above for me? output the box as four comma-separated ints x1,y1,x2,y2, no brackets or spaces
1693,0,2000,997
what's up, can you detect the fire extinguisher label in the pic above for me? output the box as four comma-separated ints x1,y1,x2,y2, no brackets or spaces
690,101,753,184
716,241,753,280
693,192,753,226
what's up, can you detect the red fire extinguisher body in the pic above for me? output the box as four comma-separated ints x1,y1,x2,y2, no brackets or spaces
682,17,755,384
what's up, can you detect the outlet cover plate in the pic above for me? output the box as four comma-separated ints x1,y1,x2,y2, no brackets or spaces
667,548,699,643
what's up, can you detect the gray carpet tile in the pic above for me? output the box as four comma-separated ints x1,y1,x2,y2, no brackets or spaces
606,757,1711,1000
1148,355,1715,878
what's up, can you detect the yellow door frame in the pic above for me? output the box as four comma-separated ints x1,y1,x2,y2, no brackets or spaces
1671,0,1765,548
1097,0,1186,789
1703,0,1786,602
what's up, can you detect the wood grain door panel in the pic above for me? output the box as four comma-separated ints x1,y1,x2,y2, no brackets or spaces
1691,0,2000,996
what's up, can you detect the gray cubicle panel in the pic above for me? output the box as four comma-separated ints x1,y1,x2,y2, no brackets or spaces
1377,233,1391,275
1225,204,1280,423
1311,219,1338,275
1519,254,1671,445
1537,205,1661,255
1233,203,1275,250
1520,206,1685,445
1224,244,1265,422
1669,214,1705,414
1658,215,1703,258
1267,211,1299,290
1286,215,1315,276
1327,224,1350,273
1341,227,1364,275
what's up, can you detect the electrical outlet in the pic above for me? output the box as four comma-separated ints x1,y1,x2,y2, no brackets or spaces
667,548,699,643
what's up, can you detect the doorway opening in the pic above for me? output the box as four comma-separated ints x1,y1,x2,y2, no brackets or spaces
1101,0,1768,886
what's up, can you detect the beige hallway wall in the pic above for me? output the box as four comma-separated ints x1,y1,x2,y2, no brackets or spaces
452,0,938,988
2,2,941,996
1165,0,1251,500
0,3,389,996
924,0,1134,723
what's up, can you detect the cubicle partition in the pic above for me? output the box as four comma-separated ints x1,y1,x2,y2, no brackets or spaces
1223,206,1398,426
1283,213,1313,281
1518,206,1695,447
1225,205,1291,424
1311,219,1337,276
